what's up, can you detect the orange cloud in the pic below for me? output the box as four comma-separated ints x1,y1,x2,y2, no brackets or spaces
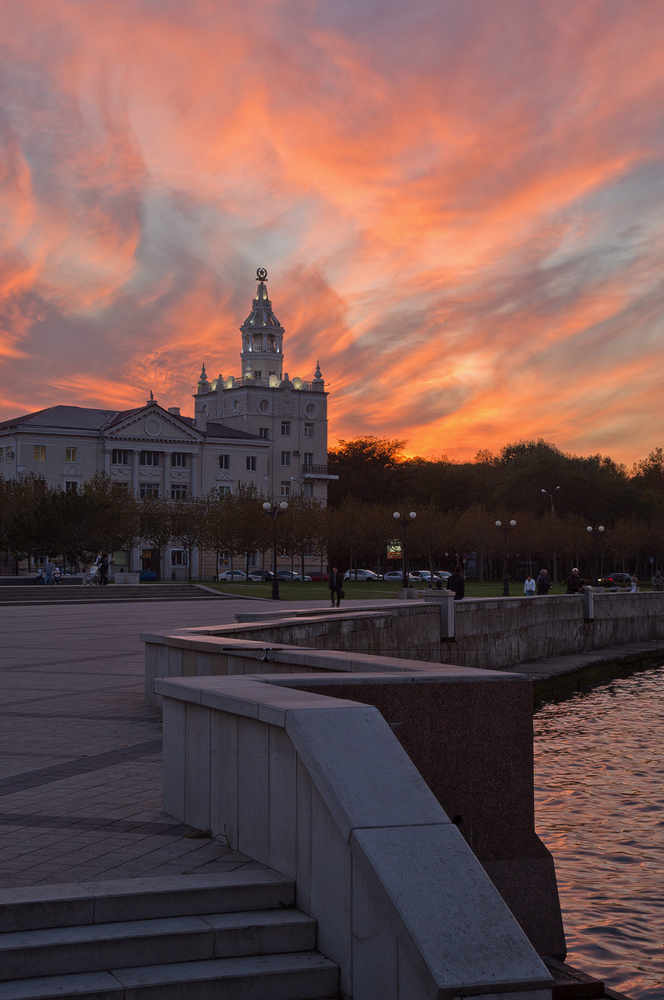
1,0,664,467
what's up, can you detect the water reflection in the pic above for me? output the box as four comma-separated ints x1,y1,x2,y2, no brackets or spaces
534,666,664,1000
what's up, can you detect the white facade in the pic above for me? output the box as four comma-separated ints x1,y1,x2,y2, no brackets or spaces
0,269,334,575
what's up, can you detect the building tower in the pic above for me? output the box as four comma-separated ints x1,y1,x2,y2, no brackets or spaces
239,267,285,383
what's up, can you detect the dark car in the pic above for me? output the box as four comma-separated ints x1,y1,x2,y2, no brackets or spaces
597,572,632,587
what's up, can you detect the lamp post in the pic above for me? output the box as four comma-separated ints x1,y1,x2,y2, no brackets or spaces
541,487,561,584
393,511,416,588
263,500,288,599
586,525,605,584
495,519,517,596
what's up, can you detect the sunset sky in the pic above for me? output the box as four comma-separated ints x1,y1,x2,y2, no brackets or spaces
2,0,664,464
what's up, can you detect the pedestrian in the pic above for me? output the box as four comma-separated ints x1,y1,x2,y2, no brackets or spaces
329,566,344,607
98,552,109,587
566,568,584,594
44,558,54,586
652,570,664,591
446,565,465,601
524,574,536,596
53,566,62,585
630,574,638,593
536,569,551,595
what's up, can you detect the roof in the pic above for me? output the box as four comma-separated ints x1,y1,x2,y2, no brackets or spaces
0,405,120,433
203,422,261,440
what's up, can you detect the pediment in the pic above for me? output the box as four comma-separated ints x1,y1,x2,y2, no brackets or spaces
104,405,202,445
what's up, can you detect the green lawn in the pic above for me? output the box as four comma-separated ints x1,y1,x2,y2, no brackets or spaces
203,578,651,600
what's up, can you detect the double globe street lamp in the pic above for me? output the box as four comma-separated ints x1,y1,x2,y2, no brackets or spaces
262,500,288,600
586,524,605,584
495,519,517,596
393,511,416,588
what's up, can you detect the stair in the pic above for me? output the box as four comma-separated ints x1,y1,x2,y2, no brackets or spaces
0,585,226,605
0,871,339,999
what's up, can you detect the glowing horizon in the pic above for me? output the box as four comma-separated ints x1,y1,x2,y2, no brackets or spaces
2,0,664,466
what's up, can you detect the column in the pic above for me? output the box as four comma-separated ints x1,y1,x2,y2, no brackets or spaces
191,453,199,496
132,450,140,494
163,452,172,499
104,448,111,475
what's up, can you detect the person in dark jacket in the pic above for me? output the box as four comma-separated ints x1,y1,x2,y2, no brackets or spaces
566,568,584,594
536,569,551,595
329,566,344,607
446,565,465,600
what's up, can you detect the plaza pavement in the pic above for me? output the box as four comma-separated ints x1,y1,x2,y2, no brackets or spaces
0,592,387,890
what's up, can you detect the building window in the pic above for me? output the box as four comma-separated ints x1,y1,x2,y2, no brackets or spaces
218,485,232,497
281,452,291,467
246,456,257,472
171,453,188,468
65,481,78,493
171,549,188,566
139,451,160,466
254,370,262,379
112,449,130,465
34,445,46,462
304,423,315,438
281,421,291,436
303,481,314,498
258,399,270,413
303,452,314,467
219,454,230,470
66,447,77,463
139,483,160,498
259,428,269,439
280,481,291,497
171,485,188,500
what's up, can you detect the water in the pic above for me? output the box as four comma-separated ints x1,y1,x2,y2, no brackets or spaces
534,666,664,999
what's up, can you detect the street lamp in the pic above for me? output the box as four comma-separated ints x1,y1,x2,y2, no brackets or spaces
541,487,561,584
393,511,416,588
495,519,517,596
586,525,605,584
263,500,288,599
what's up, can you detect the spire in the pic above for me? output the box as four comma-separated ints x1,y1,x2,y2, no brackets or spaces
314,361,323,382
197,363,211,394
240,267,285,380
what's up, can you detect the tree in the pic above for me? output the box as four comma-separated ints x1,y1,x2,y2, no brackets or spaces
327,436,407,506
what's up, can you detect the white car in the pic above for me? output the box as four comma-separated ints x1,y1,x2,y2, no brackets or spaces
217,570,247,581
384,570,425,583
343,569,379,582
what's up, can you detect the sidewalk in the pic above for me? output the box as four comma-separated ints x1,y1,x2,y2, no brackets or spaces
0,596,383,889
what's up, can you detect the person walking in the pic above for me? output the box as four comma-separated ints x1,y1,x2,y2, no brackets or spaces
524,574,536,596
329,566,344,607
566,568,584,594
630,574,638,593
98,552,109,587
536,569,551,595
652,570,664,591
44,558,55,586
446,565,465,601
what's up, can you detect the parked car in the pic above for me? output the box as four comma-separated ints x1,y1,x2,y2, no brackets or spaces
247,570,274,582
276,570,312,582
412,570,442,583
597,572,632,587
343,569,379,582
139,569,158,581
217,569,247,581
307,571,330,581
383,570,422,583
434,571,451,582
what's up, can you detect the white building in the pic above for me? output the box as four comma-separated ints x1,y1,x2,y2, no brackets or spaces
0,268,334,577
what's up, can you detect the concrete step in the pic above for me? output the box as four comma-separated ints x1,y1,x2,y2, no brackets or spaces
0,951,340,999
0,585,224,605
0,872,296,933
0,910,317,981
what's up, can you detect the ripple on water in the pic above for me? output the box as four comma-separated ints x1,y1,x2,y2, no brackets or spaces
534,665,664,1000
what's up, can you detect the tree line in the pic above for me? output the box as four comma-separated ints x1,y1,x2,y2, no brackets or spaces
2,436,664,580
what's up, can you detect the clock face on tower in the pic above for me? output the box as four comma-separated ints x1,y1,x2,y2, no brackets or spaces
256,267,267,281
